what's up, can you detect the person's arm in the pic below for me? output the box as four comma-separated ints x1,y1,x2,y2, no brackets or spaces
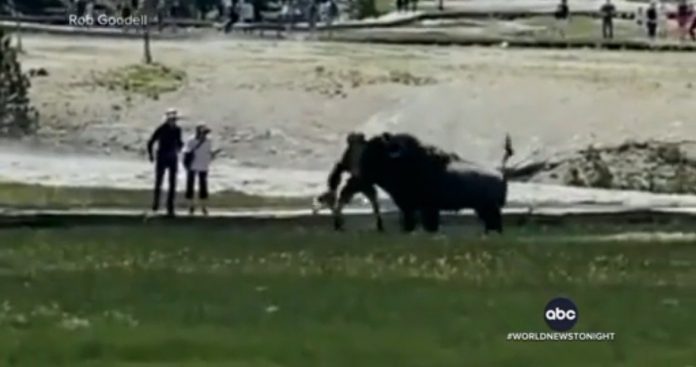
176,128,184,153
182,138,193,153
147,125,162,162
327,161,346,192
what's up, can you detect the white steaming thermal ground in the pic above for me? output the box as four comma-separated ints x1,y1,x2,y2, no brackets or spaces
4,147,696,210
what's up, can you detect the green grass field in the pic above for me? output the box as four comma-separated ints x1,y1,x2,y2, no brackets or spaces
0,222,695,366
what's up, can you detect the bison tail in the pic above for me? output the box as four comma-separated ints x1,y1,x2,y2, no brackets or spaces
501,133,514,179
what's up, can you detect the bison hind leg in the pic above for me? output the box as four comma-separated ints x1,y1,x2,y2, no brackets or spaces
421,209,440,233
475,206,503,234
489,207,503,234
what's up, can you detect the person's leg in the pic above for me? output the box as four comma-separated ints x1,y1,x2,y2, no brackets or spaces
199,171,209,216
332,176,362,231
602,20,609,39
185,170,195,214
166,160,178,216
602,21,606,39
152,159,165,212
609,20,614,39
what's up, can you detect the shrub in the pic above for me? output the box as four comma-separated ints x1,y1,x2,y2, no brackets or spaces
0,28,39,136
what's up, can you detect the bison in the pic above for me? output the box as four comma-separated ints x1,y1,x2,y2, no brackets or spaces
320,132,514,234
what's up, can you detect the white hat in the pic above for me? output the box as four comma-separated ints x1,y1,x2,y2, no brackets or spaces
165,108,178,117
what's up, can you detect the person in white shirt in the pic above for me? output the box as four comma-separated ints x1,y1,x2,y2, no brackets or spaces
183,124,221,215
658,1,669,38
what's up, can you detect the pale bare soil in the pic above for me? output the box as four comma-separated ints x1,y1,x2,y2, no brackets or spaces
21,34,696,162
10,33,696,198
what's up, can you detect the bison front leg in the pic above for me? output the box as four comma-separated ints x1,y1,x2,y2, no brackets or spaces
421,208,440,233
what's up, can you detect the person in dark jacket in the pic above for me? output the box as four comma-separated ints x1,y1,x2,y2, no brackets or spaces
76,0,87,16
223,1,239,33
600,0,616,39
646,2,658,39
554,0,570,38
147,108,184,217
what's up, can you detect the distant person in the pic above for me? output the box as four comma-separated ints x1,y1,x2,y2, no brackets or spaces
327,0,338,24
183,124,221,216
170,0,181,18
252,0,262,22
308,0,318,32
658,1,668,38
280,0,291,31
240,1,254,25
554,0,570,38
85,0,94,25
75,0,86,17
646,2,658,39
157,0,167,31
121,2,132,18
690,5,696,40
677,0,689,39
147,108,184,217
223,1,239,33
217,0,226,19
396,0,403,12
600,0,616,39
636,7,644,28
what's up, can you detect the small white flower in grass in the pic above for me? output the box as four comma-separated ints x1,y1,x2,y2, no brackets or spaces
661,298,680,307
11,314,28,326
255,286,268,292
265,305,279,314
59,316,91,331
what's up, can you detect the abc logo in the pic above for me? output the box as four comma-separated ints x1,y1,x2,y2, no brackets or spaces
544,297,578,332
